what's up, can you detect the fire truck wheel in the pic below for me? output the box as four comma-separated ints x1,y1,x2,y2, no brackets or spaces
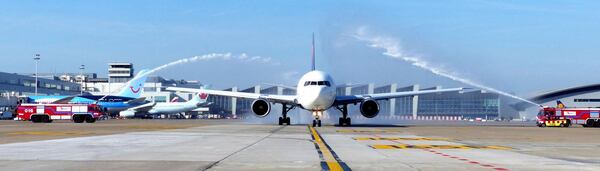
586,120,595,127
40,116,49,123
559,123,564,127
85,116,96,123
594,120,600,127
31,116,40,123
73,116,85,123
540,123,546,127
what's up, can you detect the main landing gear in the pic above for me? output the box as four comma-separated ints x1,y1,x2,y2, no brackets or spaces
312,111,322,127
336,105,351,126
278,104,294,125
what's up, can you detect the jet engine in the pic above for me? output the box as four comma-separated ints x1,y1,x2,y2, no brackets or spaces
251,99,271,117
360,99,379,118
119,110,135,118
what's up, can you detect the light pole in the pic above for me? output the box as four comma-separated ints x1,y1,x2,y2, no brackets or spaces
33,54,40,96
80,64,85,95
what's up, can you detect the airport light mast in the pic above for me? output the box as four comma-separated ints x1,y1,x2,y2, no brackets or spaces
80,64,85,95
33,54,40,96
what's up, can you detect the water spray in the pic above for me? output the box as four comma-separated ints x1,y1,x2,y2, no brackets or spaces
101,53,274,99
351,27,540,106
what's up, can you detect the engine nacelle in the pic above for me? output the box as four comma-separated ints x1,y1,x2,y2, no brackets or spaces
119,110,135,118
251,99,271,117
360,99,380,118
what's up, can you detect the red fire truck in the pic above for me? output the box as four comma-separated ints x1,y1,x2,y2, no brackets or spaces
537,105,600,127
16,103,103,123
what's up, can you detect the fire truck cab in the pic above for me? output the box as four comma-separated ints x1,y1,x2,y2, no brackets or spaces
537,107,570,127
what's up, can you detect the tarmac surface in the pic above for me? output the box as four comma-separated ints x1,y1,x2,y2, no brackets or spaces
0,119,600,171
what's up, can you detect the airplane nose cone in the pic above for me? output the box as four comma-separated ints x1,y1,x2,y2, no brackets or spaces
299,87,333,110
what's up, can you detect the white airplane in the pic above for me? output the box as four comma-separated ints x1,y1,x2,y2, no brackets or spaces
167,35,465,127
118,93,210,118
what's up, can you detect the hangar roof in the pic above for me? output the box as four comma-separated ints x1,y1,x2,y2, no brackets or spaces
531,84,600,103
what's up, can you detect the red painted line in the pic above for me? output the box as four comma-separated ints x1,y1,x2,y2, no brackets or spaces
358,129,509,171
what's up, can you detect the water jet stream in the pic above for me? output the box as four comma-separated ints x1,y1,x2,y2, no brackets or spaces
351,27,539,106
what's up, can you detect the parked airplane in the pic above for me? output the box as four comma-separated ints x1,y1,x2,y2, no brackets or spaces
167,35,465,127
118,93,210,118
25,70,149,115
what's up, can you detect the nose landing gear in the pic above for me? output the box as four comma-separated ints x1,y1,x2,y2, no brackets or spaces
312,111,322,127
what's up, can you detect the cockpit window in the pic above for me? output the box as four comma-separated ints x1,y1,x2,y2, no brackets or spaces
305,81,331,87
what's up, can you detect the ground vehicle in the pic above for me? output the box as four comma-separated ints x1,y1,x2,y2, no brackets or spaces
537,106,600,127
16,103,103,123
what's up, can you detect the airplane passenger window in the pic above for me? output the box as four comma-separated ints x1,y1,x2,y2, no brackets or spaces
318,81,324,85
310,82,317,85
304,81,310,86
324,81,330,87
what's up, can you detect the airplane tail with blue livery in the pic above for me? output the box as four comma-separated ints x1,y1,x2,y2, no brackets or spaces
115,69,148,98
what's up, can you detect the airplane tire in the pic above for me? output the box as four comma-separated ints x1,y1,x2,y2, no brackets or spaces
317,120,322,127
285,117,290,125
346,118,351,126
278,117,283,125
312,120,317,127
338,118,344,126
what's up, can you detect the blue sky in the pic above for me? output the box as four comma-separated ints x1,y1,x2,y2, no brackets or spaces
1,0,599,96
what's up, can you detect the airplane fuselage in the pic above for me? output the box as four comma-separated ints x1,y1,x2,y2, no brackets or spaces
296,70,337,111
147,102,199,115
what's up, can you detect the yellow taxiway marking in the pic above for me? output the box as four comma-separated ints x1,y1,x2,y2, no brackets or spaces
8,131,90,136
309,126,350,171
353,137,449,141
370,144,512,150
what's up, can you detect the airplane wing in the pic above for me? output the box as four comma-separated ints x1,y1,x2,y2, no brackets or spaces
166,87,297,104
51,96,76,104
126,102,156,112
125,97,147,104
334,88,465,105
